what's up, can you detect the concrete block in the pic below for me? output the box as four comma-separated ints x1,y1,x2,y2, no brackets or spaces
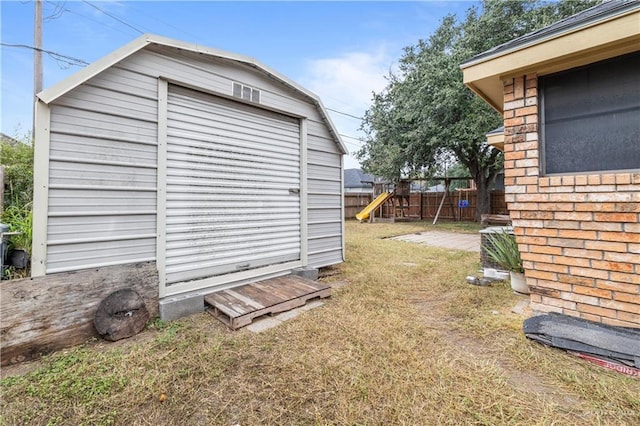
291,267,318,281
159,293,204,321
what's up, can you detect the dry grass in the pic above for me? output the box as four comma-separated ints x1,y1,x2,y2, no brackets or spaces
1,220,638,425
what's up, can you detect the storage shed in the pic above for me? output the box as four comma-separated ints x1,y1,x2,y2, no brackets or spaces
32,34,346,318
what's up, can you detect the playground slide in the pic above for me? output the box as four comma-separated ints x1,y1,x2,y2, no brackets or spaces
355,192,393,222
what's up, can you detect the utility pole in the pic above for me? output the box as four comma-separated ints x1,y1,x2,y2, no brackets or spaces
33,0,43,136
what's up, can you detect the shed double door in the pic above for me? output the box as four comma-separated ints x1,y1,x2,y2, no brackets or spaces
164,85,301,285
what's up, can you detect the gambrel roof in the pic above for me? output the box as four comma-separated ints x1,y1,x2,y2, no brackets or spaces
37,33,347,154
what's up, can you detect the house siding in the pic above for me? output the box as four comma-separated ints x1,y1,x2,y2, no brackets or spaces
41,43,343,276
502,74,640,327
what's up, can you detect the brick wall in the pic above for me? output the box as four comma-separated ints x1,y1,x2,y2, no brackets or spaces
503,74,640,328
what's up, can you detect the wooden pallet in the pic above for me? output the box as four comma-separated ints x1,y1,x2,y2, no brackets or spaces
204,275,331,329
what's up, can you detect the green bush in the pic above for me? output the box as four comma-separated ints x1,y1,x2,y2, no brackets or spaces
1,134,34,264
1,135,34,209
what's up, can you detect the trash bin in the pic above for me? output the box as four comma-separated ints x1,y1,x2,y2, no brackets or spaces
0,223,9,277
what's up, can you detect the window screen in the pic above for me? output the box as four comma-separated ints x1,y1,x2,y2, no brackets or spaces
540,51,640,174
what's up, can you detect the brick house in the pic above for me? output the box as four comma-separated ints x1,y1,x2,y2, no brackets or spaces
461,1,639,327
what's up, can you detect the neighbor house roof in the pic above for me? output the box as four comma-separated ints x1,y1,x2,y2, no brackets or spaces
344,169,375,189
0,132,21,147
461,0,640,112
37,33,347,154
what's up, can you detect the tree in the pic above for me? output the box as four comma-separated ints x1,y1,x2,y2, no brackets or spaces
358,0,599,221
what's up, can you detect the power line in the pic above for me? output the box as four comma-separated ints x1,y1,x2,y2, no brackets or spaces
339,134,366,152
125,2,202,42
1,42,89,66
13,2,369,151
326,107,363,121
342,140,359,148
45,1,134,38
56,2,368,128
44,0,66,22
339,133,363,142
80,0,144,35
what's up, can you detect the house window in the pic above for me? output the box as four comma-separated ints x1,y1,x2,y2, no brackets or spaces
540,51,640,175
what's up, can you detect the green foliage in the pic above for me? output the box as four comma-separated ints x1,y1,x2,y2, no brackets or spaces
483,230,523,273
2,348,128,404
357,0,600,219
1,134,34,262
3,203,32,251
1,134,34,210
149,318,184,346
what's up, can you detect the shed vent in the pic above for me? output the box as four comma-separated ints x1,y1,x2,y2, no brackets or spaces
232,82,261,103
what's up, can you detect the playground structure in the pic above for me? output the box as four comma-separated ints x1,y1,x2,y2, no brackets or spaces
356,180,411,223
355,178,502,223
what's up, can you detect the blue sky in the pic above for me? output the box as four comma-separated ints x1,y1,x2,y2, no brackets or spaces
1,0,476,168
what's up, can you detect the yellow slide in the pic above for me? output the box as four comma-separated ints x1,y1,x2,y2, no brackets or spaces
356,192,393,222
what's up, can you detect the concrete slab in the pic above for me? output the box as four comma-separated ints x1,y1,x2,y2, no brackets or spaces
299,300,324,311
389,231,481,253
246,300,325,333
274,309,302,322
246,317,282,333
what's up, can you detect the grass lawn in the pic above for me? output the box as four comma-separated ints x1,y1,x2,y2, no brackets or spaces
1,221,638,425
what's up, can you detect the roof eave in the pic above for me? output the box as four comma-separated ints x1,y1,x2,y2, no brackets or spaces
486,128,505,152
465,82,502,113
460,2,640,69
461,7,640,114
37,34,152,104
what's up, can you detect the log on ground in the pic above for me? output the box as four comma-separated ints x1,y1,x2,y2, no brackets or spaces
0,262,159,366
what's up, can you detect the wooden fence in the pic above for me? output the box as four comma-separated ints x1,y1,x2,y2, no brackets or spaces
344,190,506,221
344,193,376,218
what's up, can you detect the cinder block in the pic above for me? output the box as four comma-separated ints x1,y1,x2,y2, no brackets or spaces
159,293,204,321
291,267,318,281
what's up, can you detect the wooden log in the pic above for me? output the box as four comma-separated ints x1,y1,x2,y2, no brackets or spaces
0,262,159,366
94,289,150,341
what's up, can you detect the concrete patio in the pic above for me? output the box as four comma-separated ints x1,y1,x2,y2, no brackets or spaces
389,231,481,252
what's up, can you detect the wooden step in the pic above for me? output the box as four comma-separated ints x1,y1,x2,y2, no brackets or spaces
204,275,331,329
